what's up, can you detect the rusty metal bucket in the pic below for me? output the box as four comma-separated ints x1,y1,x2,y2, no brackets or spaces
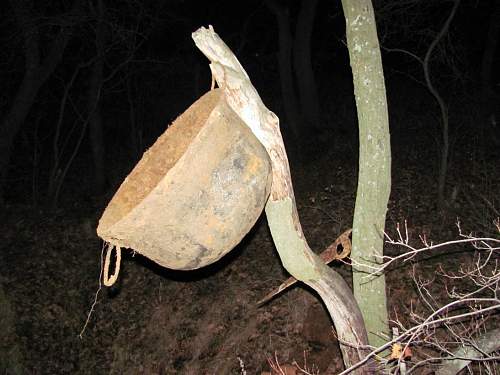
97,89,271,270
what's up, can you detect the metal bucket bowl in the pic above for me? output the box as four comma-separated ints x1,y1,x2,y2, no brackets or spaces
97,89,272,270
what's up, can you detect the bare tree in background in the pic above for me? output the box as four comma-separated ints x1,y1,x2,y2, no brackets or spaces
87,0,106,194
43,1,154,207
265,0,301,140
378,0,461,208
0,0,83,202
480,0,500,147
85,0,154,195
422,0,460,209
266,0,321,143
293,0,321,132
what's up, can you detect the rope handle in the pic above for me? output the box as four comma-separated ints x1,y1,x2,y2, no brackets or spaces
103,245,121,287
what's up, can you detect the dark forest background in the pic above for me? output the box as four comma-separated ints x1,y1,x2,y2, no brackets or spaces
0,0,498,374
0,0,497,207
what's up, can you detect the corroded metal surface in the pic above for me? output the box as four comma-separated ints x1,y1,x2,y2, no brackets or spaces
97,89,271,270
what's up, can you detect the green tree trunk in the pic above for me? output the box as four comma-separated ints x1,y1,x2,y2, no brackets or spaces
340,0,391,349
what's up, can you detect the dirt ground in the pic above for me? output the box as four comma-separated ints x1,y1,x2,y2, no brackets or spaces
1,128,498,374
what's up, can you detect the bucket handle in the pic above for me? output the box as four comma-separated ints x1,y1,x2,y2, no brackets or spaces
103,244,121,287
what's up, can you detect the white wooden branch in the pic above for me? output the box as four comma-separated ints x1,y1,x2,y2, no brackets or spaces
192,25,294,203
192,26,373,373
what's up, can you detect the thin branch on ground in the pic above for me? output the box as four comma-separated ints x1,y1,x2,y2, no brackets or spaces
340,220,499,374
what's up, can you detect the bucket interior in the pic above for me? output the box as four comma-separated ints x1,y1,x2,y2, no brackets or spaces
99,89,222,232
